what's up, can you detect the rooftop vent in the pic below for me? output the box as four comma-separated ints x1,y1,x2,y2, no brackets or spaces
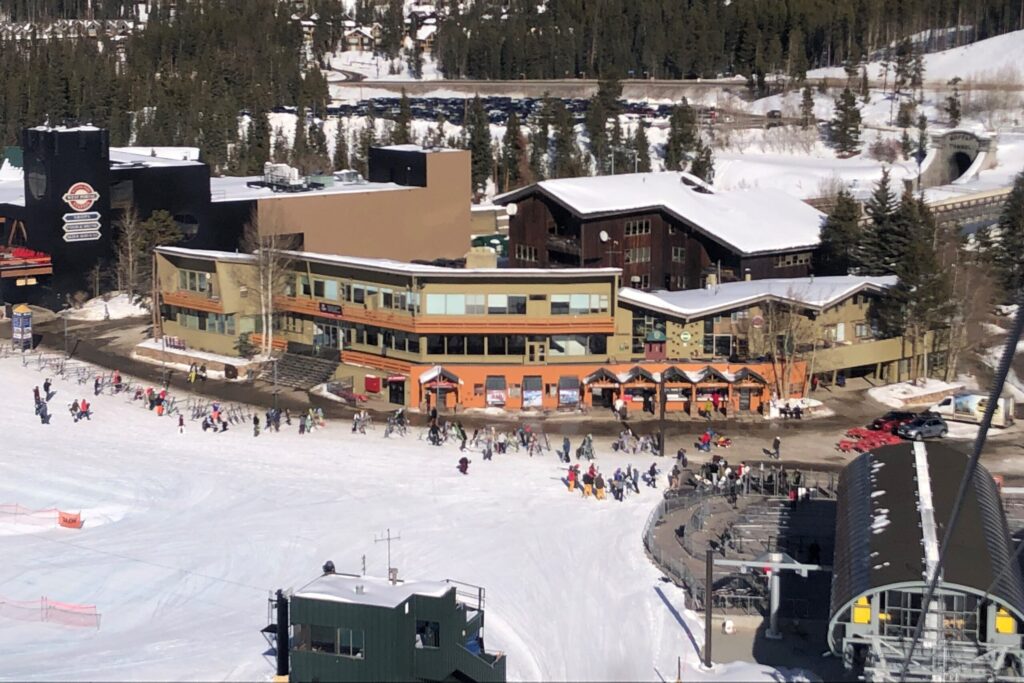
354,585,365,595
322,560,336,575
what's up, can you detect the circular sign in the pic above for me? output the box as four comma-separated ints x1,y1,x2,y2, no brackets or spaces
62,182,100,212
680,331,692,342
751,315,765,329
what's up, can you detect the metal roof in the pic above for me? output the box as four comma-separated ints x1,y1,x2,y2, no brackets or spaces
829,442,1024,635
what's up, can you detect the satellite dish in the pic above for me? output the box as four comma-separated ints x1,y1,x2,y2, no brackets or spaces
599,230,610,243
505,203,518,216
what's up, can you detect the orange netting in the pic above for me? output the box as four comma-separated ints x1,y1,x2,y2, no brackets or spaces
0,596,101,629
0,504,84,529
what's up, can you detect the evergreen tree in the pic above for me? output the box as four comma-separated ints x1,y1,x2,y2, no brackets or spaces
334,121,350,170
608,116,627,174
631,122,652,172
830,87,862,157
860,168,898,274
550,99,584,178
689,137,715,183
429,113,448,149
786,26,808,81
818,190,863,275
916,114,929,159
945,77,962,127
900,129,913,159
584,93,609,173
249,111,272,173
664,99,697,171
406,39,424,79
528,97,552,180
860,66,870,103
499,112,529,191
352,102,377,176
292,106,308,164
380,0,405,59
985,171,1024,299
465,95,493,192
800,87,815,129
393,89,413,145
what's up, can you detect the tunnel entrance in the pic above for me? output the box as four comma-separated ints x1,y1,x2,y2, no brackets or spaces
949,151,973,181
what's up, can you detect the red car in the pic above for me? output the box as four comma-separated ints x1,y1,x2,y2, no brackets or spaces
870,411,918,433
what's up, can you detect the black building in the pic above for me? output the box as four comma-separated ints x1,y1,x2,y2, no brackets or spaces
0,126,230,308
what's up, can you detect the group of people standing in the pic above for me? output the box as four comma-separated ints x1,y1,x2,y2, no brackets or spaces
566,462,660,501
186,363,208,384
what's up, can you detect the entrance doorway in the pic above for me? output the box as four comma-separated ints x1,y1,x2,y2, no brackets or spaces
314,323,341,351
527,341,546,363
388,380,405,405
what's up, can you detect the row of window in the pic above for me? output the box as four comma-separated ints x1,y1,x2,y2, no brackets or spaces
424,293,528,315
515,244,538,262
298,624,366,658
624,219,652,236
775,252,812,268
422,334,607,356
625,246,651,264
170,307,238,336
550,294,610,315
292,276,423,313
178,269,213,295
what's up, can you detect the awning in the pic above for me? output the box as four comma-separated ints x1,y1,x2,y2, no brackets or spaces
582,368,620,386
423,380,458,390
620,365,658,384
387,375,407,383
733,368,768,384
418,365,461,385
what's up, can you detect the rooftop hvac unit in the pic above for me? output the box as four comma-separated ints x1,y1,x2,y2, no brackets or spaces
335,169,366,184
262,162,305,189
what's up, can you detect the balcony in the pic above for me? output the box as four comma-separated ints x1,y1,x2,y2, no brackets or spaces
546,234,581,256
0,247,52,280
162,289,224,313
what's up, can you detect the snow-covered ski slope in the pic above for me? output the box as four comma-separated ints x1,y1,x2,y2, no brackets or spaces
0,356,792,681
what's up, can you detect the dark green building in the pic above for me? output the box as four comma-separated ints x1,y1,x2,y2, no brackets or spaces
289,572,507,683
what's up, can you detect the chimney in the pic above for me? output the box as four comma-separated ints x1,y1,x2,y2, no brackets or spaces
705,273,717,289
464,246,498,269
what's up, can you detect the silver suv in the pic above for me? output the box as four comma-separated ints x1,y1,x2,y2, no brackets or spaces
897,415,949,441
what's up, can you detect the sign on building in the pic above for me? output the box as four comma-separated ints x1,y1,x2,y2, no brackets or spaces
61,182,102,242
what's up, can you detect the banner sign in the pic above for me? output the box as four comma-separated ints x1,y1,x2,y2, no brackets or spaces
57,511,83,529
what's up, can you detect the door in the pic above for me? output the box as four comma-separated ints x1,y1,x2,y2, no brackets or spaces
527,341,546,363
835,323,846,343
738,388,751,412
388,381,405,405
314,323,341,350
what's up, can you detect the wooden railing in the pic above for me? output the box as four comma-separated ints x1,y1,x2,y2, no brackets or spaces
161,290,225,314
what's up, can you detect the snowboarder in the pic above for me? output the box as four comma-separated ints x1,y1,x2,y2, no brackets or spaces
78,398,91,421
457,456,470,475
178,414,185,434
253,415,261,437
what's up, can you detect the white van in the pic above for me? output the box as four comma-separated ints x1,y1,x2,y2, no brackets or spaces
928,393,1015,428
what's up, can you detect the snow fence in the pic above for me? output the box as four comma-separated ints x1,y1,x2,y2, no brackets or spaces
0,596,101,629
0,504,84,528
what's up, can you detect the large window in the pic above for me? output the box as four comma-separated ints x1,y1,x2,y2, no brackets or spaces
416,621,440,648
466,294,486,315
671,246,685,263
426,293,490,315
625,246,651,264
548,335,606,356
515,244,538,262
486,294,527,315
624,219,652,236
312,278,339,300
551,293,606,315
301,625,365,659
178,269,212,295
775,252,812,268
632,313,665,353
174,308,235,335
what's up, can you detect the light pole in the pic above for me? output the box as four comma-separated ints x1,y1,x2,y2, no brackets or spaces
273,357,279,410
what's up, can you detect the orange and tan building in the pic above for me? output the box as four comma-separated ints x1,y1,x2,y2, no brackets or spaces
153,246,938,415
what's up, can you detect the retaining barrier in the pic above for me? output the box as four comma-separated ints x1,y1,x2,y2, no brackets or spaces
0,504,84,529
0,596,101,629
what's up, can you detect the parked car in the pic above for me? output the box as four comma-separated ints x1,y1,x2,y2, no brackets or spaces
766,109,782,119
870,411,919,433
897,415,949,441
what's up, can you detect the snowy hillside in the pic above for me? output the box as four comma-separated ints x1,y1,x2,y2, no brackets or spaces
809,29,1024,84
0,356,795,681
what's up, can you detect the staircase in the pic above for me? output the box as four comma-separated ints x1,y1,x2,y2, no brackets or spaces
262,352,340,390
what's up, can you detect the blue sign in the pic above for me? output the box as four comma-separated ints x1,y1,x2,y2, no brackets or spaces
62,212,101,223
12,308,32,350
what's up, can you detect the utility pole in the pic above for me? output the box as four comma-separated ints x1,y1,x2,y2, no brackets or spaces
704,547,713,668
273,357,279,410
374,528,402,582
658,374,667,457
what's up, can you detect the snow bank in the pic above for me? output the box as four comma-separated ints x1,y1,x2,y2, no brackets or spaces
64,294,148,321
868,379,964,408
0,356,803,681
809,29,1024,84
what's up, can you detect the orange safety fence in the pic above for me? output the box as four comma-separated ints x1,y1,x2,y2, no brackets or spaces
0,504,84,529
0,596,101,629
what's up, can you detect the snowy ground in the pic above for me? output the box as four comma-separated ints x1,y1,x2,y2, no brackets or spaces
328,50,443,82
64,294,149,322
0,357,798,681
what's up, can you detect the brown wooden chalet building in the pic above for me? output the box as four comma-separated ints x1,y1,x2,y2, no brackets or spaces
494,172,825,291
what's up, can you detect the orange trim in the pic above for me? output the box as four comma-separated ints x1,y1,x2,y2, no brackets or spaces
0,266,52,278
275,296,614,334
250,334,288,351
342,349,414,375
162,290,225,314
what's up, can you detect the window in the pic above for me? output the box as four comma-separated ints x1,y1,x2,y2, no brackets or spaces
672,246,685,263
324,280,338,300
487,335,506,355
407,334,420,353
515,244,538,262
730,310,749,321
509,295,526,314
507,335,526,355
338,628,364,658
624,219,652,236
552,294,595,315
445,294,466,315
352,285,366,304
856,322,872,339
446,335,465,354
632,313,665,353
380,288,393,308
775,252,812,268
416,620,440,648
310,624,337,653
466,294,486,315
426,293,446,314
300,275,311,296
179,269,212,294
474,383,484,396
426,334,444,354
467,335,485,354
640,274,650,289
590,294,609,313
625,246,651,263
667,225,678,235
487,294,526,314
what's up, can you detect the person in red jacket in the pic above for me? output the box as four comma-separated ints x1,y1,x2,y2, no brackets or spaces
567,466,577,492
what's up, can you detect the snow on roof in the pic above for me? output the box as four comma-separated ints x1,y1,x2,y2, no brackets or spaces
110,148,204,168
0,159,24,206
155,246,256,264
416,24,437,41
494,172,825,255
155,245,620,279
27,124,101,132
208,175,411,203
111,146,201,162
295,573,451,609
620,275,898,320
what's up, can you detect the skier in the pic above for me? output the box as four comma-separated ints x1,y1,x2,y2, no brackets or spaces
456,421,467,451
482,436,493,461
299,417,306,435
198,364,208,382
43,378,52,400
253,415,261,437
187,363,198,384
629,465,640,494
647,462,659,488
178,414,185,434
94,375,103,396
457,456,470,475
37,400,50,425
112,370,122,393
595,473,606,500
78,398,91,421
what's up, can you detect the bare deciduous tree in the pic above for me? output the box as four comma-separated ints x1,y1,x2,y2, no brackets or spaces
115,204,142,297
745,295,820,398
240,210,300,357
